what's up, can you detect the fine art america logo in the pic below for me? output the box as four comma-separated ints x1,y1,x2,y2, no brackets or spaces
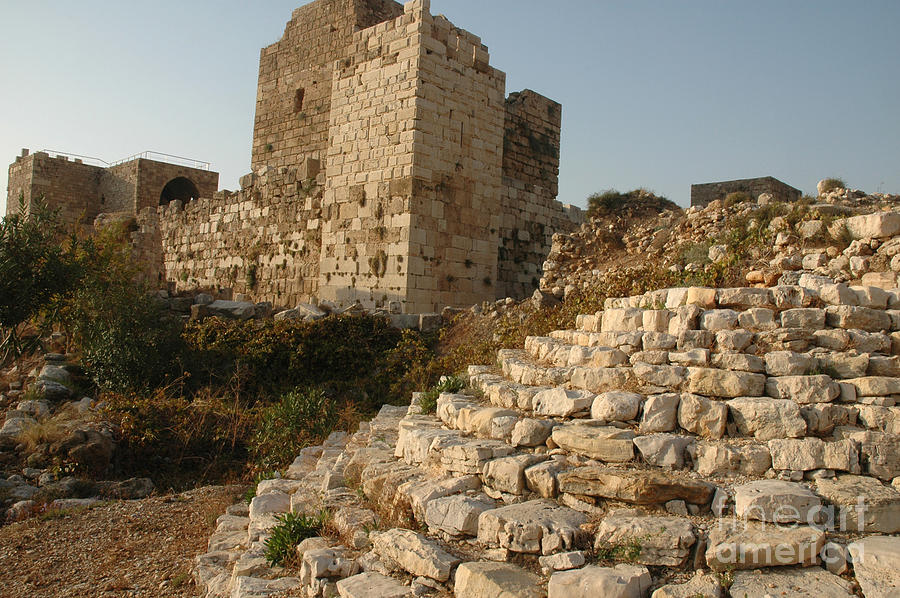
710,495,872,568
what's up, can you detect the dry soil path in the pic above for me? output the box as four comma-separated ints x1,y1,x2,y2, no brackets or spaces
0,485,242,598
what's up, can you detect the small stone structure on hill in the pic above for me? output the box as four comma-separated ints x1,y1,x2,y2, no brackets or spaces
6,0,582,314
691,176,801,208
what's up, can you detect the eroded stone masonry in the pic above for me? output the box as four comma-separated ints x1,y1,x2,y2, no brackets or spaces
7,0,582,313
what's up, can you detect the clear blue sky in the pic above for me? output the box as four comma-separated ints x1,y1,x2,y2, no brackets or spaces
2,0,899,216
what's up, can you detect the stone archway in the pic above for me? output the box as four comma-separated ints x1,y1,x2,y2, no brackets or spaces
159,176,200,205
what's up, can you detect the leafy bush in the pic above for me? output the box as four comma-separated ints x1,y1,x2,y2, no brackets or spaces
183,315,412,406
251,387,338,471
0,197,80,362
586,188,676,219
586,190,629,217
264,510,330,567
67,226,185,393
819,178,846,195
418,375,467,414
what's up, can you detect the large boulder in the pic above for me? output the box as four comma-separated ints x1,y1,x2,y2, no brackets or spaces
551,423,635,462
557,467,714,505
591,391,642,422
816,475,900,533
204,300,256,320
727,397,807,440
650,572,722,598
684,368,765,398
846,211,900,240
594,511,695,567
336,572,412,598
454,562,543,598
765,375,840,404
729,568,855,598
477,500,588,555
533,388,595,417
677,393,727,439
548,564,651,598
371,528,459,582
706,521,825,570
733,480,822,524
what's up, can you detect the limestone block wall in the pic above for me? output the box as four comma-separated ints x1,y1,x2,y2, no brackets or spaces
5,151,218,228
315,6,419,310
6,151,103,224
133,164,324,305
99,163,139,213
131,159,219,212
405,3,507,312
317,0,508,313
498,91,582,299
251,0,404,173
691,176,801,208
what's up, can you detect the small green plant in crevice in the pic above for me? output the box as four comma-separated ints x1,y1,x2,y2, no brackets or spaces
716,567,735,589
263,510,330,567
418,374,467,414
594,535,647,563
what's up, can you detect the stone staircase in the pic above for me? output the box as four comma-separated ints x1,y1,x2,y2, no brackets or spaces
194,282,900,598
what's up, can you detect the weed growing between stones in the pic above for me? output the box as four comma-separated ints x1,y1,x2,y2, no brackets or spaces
417,374,467,414
264,510,330,567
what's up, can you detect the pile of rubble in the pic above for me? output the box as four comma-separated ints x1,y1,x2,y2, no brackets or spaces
195,263,900,595
540,182,900,299
1,354,153,520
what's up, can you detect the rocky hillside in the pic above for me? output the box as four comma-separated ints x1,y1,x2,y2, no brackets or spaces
194,202,900,596
541,182,900,298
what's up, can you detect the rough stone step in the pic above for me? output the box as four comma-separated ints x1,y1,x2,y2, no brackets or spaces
557,466,715,506
548,563,651,598
476,499,588,555
594,510,696,567
729,567,855,598
705,521,825,571
454,561,544,598
848,535,900,598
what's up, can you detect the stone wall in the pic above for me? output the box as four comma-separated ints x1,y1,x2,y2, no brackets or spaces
132,159,219,212
6,151,103,224
250,0,404,173
133,162,324,305
6,150,218,228
498,90,581,299
691,176,801,208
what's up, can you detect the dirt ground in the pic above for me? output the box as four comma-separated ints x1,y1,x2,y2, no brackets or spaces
0,485,243,598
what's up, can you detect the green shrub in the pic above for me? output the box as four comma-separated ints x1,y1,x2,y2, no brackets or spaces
418,374,467,414
183,315,411,406
73,290,184,394
819,178,846,194
586,190,628,218
0,197,80,362
264,510,330,567
251,387,338,471
65,223,185,393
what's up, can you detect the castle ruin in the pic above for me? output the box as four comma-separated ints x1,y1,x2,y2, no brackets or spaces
7,0,581,313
